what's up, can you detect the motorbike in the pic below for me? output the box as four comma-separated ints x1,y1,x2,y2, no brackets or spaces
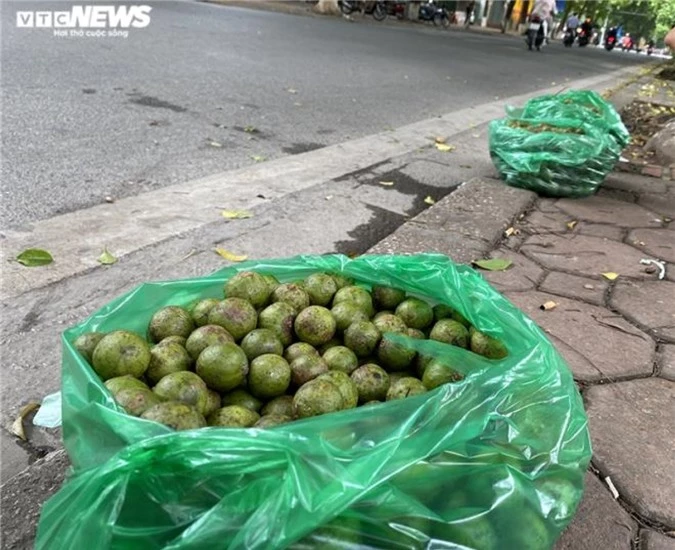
605,28,617,51
563,28,575,47
387,1,406,20
647,41,655,55
338,0,387,21
526,15,545,51
418,2,450,28
577,28,590,47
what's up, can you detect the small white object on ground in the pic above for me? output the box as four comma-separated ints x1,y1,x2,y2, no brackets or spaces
639,258,666,280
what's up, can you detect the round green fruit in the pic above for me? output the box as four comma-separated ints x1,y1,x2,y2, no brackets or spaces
386,377,427,401
207,298,258,341
204,389,222,417
148,306,195,343
195,343,249,393
332,286,374,317
317,371,358,409
208,405,260,428
105,375,149,396
294,306,336,346
190,298,220,327
221,389,262,412
248,354,291,399
240,328,284,361
185,324,234,360
73,331,106,363
141,401,206,430
290,354,329,386
350,364,390,403
115,387,162,416
422,360,463,390
258,302,296,346
283,342,320,363
372,313,408,334
323,346,359,375
271,283,310,313
429,319,469,348
395,298,434,330
331,302,369,332
293,379,344,419
344,321,381,358
153,371,210,415
261,395,294,417
146,341,192,385
377,338,416,371
92,330,151,380
254,414,291,428
224,271,271,309
470,331,508,359
372,286,406,310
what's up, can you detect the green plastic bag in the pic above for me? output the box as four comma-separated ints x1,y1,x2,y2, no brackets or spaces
36,254,591,549
489,90,627,198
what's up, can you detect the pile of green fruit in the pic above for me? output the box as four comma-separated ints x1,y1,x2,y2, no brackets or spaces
73,271,507,431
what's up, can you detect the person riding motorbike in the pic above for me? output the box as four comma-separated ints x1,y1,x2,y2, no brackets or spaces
577,17,593,45
529,0,556,49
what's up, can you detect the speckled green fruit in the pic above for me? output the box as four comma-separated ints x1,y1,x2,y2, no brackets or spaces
350,364,390,403
433,304,454,322
258,302,296,346
283,342,320,364
344,321,381,358
386,377,427,401
208,405,260,427
146,341,192,385
207,298,258,341
293,379,344,419
331,302,369,332
248,354,291,399
372,313,408,334
254,414,291,428
304,273,338,306
318,338,343,354
153,371,210,415
415,355,434,378
407,328,425,339
317,370,358,409
372,286,406,310
141,401,206,431
115,387,162,416
323,346,359,375
195,343,249,393
204,389,221,417
224,271,271,309
422,360,463,390
429,319,470,348
185,325,234,360
470,330,508,359
290,354,329,386
73,332,106,363
332,286,375,317
389,371,417,385
148,306,195,343
261,395,294,417
261,273,280,296
377,337,416,371
92,330,151,380
294,306,336,346
271,283,310,313
190,298,220,327
105,375,149,396
157,335,187,347
240,329,283,361
330,274,354,289
396,298,434,330
222,388,262,412
451,309,471,328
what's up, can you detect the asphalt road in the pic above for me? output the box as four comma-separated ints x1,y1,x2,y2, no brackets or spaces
1,1,649,229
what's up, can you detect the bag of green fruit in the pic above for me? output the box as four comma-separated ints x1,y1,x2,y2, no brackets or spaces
36,254,591,550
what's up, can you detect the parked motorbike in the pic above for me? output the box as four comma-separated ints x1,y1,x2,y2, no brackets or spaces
338,0,387,21
605,28,617,51
563,28,575,47
387,1,406,20
526,15,545,51
418,2,450,28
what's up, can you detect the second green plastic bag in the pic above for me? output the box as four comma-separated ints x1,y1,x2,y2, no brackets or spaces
36,254,592,550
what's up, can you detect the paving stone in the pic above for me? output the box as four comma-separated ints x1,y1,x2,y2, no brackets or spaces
597,187,638,203
638,192,675,219
521,209,570,234
641,530,675,550
0,429,29,485
506,291,654,382
554,473,637,550
577,222,625,241
610,280,675,343
521,234,654,280
537,198,563,213
628,228,675,263
658,345,675,381
642,165,664,178
539,272,608,306
556,195,663,228
481,249,544,292
585,378,675,528
603,172,669,195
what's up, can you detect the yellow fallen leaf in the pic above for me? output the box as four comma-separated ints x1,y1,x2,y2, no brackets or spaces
222,210,253,219
97,248,117,265
11,402,40,441
602,272,619,281
505,227,517,237
566,220,578,230
378,181,394,187
435,143,455,152
540,301,558,311
435,136,446,144
214,248,247,262
424,196,436,205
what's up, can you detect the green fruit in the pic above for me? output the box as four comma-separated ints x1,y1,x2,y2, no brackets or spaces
261,273,280,295
372,313,408,334
248,354,291,399
283,342,320,363
292,379,344,419
318,338,342,354
141,401,206,430
185,325,234,360
222,388,262,412
294,306,336,346
190,298,220,327
415,355,434,378
377,337,416,371
115,387,162,416
331,302,369,332
332,286,375,317
407,328,425,339
271,283,310,313
254,414,291,428
470,331,508,359
323,346,359,374
344,321,381,358
105,375,149,396
195,343,249,393
224,271,271,309
386,377,427,401
363,400,382,406
422,360,463,390
157,335,187,347
148,306,195,343
153,371,210,415
429,319,469,348
432,304,454,322
261,395,294,417
208,405,260,427
258,302,296,346
92,330,151,380
204,389,222,417
290,354,329,386
372,286,406,310
389,370,417,385
240,328,284,361
207,298,258,341
317,371,358,409
395,298,434,330
350,364,390,403
146,341,192,385
73,331,106,363
291,514,364,549
331,274,354,289
304,273,338,306
451,310,471,328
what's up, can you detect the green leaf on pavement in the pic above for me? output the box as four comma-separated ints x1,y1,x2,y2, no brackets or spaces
97,248,117,265
222,210,253,219
251,155,266,163
244,125,257,133
424,196,436,205
473,258,513,272
16,248,53,267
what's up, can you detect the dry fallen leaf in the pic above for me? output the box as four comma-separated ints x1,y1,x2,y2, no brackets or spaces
11,402,40,441
566,220,578,230
602,272,619,281
214,248,247,262
540,300,558,311
251,155,266,163
378,181,394,187
222,210,253,219
434,136,446,144
435,143,455,152
97,248,117,265
424,196,436,205
505,227,516,237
